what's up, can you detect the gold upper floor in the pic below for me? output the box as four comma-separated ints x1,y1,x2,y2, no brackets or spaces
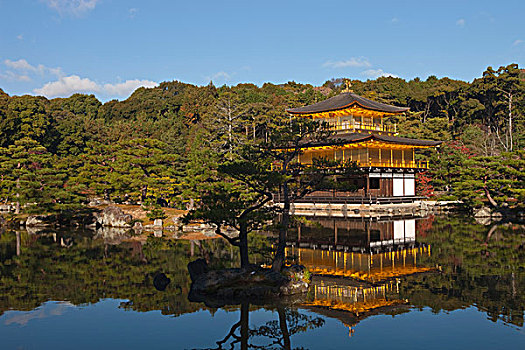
303,106,398,136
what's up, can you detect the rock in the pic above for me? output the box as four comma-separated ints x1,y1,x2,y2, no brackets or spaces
153,273,171,291
279,265,310,295
491,211,503,220
132,221,143,233
26,226,45,235
171,216,182,227
93,226,131,244
474,206,492,218
188,258,209,282
94,205,133,228
153,230,163,237
188,261,311,306
153,219,163,227
0,204,13,212
26,215,54,227
88,199,111,207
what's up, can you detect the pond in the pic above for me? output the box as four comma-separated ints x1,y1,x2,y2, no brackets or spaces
0,215,524,349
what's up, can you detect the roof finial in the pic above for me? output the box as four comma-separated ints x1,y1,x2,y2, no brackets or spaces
342,79,353,93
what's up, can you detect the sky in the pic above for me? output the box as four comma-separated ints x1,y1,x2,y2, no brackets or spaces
0,0,523,101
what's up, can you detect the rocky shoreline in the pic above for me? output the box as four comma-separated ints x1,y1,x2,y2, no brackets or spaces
187,259,311,308
1,202,523,236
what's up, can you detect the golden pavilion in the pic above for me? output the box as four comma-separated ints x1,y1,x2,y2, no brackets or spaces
286,86,441,200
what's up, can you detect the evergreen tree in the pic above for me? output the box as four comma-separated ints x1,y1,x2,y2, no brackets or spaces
0,138,85,213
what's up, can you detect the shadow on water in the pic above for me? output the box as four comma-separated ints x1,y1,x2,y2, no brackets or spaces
187,301,324,350
0,215,524,347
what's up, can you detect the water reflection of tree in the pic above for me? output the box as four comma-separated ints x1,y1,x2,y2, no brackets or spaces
403,217,525,326
198,303,324,350
0,230,234,317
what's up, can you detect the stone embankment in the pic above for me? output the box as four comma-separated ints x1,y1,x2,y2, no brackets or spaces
6,205,222,243
284,200,462,218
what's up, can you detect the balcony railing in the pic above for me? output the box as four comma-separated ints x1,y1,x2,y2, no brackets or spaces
358,160,428,169
330,122,396,134
271,160,429,170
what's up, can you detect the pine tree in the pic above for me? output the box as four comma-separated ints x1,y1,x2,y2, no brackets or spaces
0,138,85,214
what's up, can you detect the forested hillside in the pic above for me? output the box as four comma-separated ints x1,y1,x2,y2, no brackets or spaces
0,64,523,213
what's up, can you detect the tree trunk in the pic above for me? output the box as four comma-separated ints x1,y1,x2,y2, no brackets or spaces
15,178,20,214
483,186,498,208
240,301,249,350
187,197,195,211
239,222,249,268
278,307,291,350
141,185,148,202
16,231,21,256
272,181,289,272
508,92,513,151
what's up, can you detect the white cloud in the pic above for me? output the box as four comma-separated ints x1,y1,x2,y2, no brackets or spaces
34,75,158,99
362,69,398,79
3,59,63,77
513,39,524,46
129,8,138,19
0,71,32,82
5,59,36,71
41,0,99,16
103,79,158,96
456,18,466,27
323,57,371,69
206,71,231,84
34,75,100,96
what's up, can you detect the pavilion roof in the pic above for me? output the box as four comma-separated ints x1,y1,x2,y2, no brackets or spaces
287,92,409,114
303,133,441,148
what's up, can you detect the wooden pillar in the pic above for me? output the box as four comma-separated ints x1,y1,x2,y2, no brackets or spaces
334,222,338,246
366,174,370,195
366,221,370,245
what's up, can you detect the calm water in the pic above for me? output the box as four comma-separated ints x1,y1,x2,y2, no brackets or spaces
1,215,524,349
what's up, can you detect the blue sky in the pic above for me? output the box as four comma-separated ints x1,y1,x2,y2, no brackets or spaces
0,0,523,101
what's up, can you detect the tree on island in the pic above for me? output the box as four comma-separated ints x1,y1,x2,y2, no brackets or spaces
184,147,279,268
184,91,359,270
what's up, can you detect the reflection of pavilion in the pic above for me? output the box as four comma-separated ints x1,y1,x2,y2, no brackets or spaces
288,217,422,253
289,216,434,337
288,246,431,283
302,278,406,337
287,217,432,283
308,278,400,312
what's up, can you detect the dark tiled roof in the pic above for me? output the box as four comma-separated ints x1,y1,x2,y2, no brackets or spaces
373,134,442,147
287,92,409,114
304,133,441,148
